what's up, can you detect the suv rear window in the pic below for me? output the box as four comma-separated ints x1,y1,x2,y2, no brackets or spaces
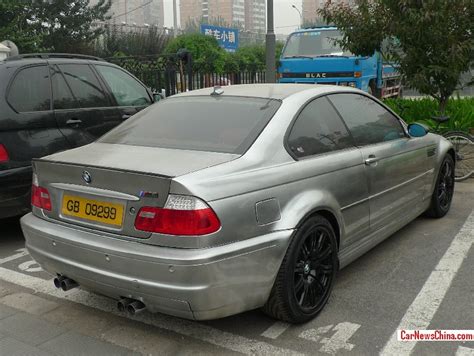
99,96,281,154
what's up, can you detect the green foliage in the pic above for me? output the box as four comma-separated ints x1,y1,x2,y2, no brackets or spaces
164,33,227,73
384,98,474,133
319,0,474,114
95,25,171,57
33,0,112,53
0,0,42,52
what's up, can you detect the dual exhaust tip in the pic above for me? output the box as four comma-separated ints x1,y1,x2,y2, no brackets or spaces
53,275,78,291
53,276,146,315
117,298,146,316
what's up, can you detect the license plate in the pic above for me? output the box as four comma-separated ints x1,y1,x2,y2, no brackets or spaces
61,194,124,227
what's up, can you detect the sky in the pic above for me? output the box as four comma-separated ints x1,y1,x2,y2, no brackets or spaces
162,0,303,35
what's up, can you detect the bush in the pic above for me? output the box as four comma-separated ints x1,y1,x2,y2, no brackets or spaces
384,97,474,133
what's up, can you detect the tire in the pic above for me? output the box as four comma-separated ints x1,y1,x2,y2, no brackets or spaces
443,131,474,181
426,155,455,218
263,215,338,324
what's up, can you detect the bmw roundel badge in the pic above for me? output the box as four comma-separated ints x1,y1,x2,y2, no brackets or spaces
82,170,92,184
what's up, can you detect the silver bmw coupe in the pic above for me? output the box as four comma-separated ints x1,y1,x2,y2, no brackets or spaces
21,84,455,323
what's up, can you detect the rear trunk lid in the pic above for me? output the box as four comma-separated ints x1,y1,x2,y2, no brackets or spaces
34,142,238,239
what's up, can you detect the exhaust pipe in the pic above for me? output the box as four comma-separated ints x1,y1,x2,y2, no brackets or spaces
53,275,66,289
127,300,146,315
117,298,133,312
60,277,78,291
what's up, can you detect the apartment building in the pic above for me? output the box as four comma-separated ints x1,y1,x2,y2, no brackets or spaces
180,0,265,32
92,0,165,27
302,0,354,25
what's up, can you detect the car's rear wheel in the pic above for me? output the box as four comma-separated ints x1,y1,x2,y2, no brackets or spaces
263,215,338,323
426,155,455,218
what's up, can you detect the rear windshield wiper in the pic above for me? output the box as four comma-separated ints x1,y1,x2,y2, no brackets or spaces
283,55,316,59
314,54,350,58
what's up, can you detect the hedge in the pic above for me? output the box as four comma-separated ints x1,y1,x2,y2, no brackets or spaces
384,97,474,134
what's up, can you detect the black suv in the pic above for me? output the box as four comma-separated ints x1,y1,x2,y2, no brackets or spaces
0,54,155,219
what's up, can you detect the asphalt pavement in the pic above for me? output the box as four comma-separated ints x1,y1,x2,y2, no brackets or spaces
0,181,473,356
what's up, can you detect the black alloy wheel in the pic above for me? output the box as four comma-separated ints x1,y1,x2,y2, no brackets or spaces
263,215,338,323
293,226,335,312
426,155,455,218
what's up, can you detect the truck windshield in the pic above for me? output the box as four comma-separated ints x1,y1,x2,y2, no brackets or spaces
282,30,351,58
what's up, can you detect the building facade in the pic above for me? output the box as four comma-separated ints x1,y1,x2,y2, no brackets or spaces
244,0,266,32
180,0,266,32
302,0,354,25
92,0,165,27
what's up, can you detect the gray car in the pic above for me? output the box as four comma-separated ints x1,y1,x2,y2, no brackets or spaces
20,84,455,323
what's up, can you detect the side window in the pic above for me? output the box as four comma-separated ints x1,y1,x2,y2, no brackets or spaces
51,65,79,110
287,97,354,158
329,93,406,146
7,65,51,112
58,64,109,108
95,65,151,107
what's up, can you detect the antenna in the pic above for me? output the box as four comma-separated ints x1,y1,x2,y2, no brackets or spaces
211,86,224,96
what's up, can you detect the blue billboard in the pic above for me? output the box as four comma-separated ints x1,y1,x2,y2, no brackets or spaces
200,24,239,52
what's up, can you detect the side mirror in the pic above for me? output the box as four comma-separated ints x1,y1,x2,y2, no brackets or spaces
408,123,428,137
153,92,163,102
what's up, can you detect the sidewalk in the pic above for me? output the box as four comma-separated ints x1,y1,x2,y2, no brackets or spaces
0,280,232,356
0,283,138,356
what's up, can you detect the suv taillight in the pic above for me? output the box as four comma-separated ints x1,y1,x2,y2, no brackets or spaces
135,194,220,236
32,184,52,211
0,144,9,163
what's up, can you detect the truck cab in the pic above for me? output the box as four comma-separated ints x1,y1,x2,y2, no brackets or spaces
278,27,401,98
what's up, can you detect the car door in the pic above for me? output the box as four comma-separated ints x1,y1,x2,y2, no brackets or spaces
286,96,370,247
4,64,70,165
51,63,122,148
93,64,152,120
328,93,428,232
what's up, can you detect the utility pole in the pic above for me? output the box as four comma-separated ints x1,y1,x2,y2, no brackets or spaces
265,0,276,83
173,0,178,37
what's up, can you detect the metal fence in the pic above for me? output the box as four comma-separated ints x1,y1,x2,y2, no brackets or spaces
106,55,266,97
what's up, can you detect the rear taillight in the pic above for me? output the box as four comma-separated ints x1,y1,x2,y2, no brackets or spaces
0,144,9,163
135,195,220,236
31,184,52,211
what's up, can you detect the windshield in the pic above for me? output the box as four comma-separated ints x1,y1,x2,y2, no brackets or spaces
99,96,281,154
282,30,352,58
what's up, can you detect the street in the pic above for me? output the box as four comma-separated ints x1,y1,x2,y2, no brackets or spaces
0,182,472,356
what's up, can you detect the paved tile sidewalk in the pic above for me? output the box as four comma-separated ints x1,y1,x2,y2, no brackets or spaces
0,295,138,356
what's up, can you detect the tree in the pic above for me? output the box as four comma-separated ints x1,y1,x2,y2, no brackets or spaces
31,0,111,53
0,1,42,53
95,24,171,57
319,0,474,114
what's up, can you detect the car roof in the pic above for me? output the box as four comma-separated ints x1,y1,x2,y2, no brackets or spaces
172,83,356,100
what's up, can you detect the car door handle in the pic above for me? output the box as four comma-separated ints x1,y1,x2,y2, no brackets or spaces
66,119,82,125
365,155,380,165
121,114,132,119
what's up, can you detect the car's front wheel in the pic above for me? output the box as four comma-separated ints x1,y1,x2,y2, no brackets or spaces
426,155,455,218
263,215,338,323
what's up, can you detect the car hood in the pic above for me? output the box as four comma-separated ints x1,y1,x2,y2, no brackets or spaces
40,142,240,177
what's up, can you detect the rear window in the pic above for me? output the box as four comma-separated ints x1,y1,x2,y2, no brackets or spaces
99,96,281,154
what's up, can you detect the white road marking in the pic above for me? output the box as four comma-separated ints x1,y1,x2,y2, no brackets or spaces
457,346,474,356
0,248,28,265
381,209,474,356
0,267,303,356
18,260,43,273
299,324,333,343
261,321,291,339
299,322,360,354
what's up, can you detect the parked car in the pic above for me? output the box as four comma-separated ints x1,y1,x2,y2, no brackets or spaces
0,53,155,219
21,84,455,323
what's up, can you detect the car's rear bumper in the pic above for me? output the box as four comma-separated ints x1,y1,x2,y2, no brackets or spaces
21,213,293,320
0,166,32,219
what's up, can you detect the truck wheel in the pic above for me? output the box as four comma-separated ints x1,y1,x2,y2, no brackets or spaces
263,215,338,323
